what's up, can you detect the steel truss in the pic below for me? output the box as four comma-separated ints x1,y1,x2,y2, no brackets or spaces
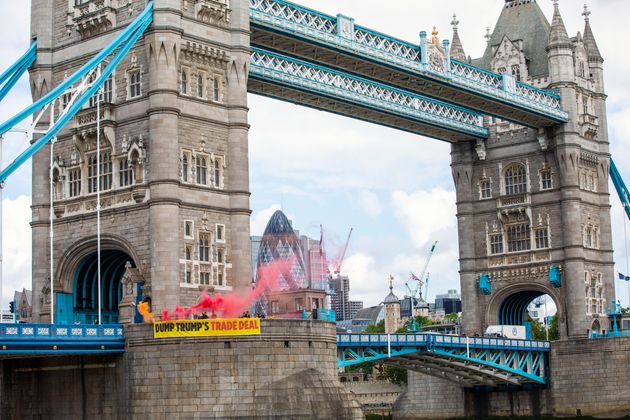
250,48,488,139
249,0,568,123
337,333,549,388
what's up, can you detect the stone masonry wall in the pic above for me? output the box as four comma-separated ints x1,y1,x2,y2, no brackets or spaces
1,320,363,419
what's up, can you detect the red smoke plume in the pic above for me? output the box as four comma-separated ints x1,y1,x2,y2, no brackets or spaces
156,258,292,321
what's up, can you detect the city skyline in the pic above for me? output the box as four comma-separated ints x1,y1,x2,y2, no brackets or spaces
0,0,629,310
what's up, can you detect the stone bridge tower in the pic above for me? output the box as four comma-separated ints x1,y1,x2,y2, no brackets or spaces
29,0,251,323
452,0,614,338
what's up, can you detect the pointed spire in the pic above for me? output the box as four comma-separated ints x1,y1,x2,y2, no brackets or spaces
582,4,603,62
547,0,572,50
450,13,467,62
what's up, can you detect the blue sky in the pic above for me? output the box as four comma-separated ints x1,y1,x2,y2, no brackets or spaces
1,1,629,310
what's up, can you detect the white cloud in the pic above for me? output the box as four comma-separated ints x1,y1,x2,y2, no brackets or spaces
250,203,281,236
391,189,457,249
2,195,31,308
358,190,383,217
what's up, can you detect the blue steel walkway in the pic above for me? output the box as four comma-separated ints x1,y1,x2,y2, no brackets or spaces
250,0,568,128
337,333,550,388
0,323,125,356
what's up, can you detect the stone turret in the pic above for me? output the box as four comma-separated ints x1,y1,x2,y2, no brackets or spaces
383,276,400,334
546,0,575,83
582,5,605,93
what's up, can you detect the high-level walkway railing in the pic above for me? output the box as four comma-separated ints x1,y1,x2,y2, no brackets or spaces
250,0,569,127
249,48,488,141
337,333,550,388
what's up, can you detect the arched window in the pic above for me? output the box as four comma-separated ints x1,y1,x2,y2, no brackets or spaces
504,164,527,195
181,69,188,94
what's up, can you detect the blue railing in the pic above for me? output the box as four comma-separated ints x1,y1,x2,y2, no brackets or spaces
336,333,550,351
0,323,125,355
250,0,568,122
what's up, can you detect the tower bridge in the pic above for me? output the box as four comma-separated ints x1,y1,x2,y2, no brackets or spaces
0,0,628,418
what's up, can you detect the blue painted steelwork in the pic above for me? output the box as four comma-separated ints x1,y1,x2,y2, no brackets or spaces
250,48,488,139
0,3,153,137
337,333,550,387
479,273,492,295
610,159,630,221
0,323,125,355
0,42,36,103
249,0,568,123
549,265,562,288
0,4,153,184
498,291,544,326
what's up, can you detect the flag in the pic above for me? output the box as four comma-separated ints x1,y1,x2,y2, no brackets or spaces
410,272,420,282
619,273,630,281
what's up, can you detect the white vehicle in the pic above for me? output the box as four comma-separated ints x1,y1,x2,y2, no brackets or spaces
484,325,526,340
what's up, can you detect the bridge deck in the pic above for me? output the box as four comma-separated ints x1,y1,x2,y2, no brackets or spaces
337,333,550,388
0,323,125,357
250,0,568,128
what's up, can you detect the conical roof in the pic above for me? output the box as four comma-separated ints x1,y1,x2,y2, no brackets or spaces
450,14,467,62
582,7,603,62
547,1,572,50
475,0,551,77
383,277,400,304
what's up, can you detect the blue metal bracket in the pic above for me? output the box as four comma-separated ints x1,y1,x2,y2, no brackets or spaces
480,273,492,295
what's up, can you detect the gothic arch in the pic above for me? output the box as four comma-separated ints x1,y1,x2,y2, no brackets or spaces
55,234,142,293
485,282,563,329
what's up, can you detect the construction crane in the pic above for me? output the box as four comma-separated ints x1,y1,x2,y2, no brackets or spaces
406,241,438,332
321,226,353,319
334,228,354,275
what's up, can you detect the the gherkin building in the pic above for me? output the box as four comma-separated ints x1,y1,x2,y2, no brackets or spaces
255,210,308,290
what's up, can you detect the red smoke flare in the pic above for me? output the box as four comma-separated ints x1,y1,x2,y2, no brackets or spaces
148,258,293,322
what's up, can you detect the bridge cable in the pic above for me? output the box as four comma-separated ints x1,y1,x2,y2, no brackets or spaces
96,65,102,326
0,10,153,184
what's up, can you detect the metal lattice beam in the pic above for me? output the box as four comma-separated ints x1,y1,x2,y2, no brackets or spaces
249,48,488,141
337,333,550,388
250,0,569,127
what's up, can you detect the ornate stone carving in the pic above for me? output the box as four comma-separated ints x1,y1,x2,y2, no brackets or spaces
194,0,231,26
475,139,487,161
73,0,117,39
181,41,230,67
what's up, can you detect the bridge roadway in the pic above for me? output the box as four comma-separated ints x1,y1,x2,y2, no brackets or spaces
249,0,568,129
0,323,549,389
337,333,550,388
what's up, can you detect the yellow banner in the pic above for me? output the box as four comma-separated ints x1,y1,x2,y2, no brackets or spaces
153,318,261,339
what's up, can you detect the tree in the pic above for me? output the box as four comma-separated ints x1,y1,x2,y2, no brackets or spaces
531,316,559,341
346,319,409,384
